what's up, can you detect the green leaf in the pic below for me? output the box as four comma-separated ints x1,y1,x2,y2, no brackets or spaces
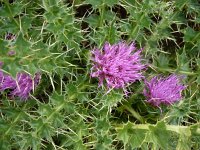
148,121,170,149
104,23,118,44
50,92,65,106
96,118,110,133
95,134,113,150
63,102,76,114
190,124,200,136
196,76,200,84
104,0,118,6
0,139,10,150
130,12,151,28
171,12,187,23
18,133,42,150
46,22,64,34
0,2,23,17
2,107,27,120
124,0,137,6
0,19,19,32
175,0,188,9
66,83,78,99
117,126,130,145
43,0,58,11
0,119,9,135
44,6,62,23
14,34,31,56
129,129,146,149
77,92,88,102
74,140,87,150
155,53,170,68
176,128,191,150
38,104,53,117
31,118,54,139
85,0,103,8
103,10,116,22
21,16,32,33
38,58,55,73
183,27,200,42
2,58,22,76
177,50,191,72
85,14,101,27
21,62,38,75
102,90,123,107
30,118,44,130
52,112,64,127
116,123,132,145
177,50,188,64
0,39,9,56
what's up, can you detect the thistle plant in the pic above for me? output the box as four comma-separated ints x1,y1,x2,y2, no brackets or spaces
91,41,145,89
0,0,200,150
144,74,186,107
0,71,40,99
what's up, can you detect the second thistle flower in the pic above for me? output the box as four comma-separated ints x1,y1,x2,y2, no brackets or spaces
91,41,145,89
0,71,41,100
143,74,186,107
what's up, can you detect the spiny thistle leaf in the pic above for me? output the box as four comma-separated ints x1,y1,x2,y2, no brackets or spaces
148,121,171,149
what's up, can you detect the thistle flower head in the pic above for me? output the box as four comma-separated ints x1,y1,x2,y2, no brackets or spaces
0,71,41,100
7,50,16,56
11,73,39,99
144,74,186,107
5,33,16,40
0,71,16,91
91,41,145,89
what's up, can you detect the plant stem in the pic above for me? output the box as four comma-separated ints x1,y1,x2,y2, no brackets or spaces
99,3,105,27
123,104,145,123
115,123,200,135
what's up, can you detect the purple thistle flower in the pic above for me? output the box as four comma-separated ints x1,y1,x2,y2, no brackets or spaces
33,72,41,87
5,33,16,40
0,71,16,91
11,73,41,100
7,50,16,56
91,41,145,89
143,74,186,107
0,71,41,100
